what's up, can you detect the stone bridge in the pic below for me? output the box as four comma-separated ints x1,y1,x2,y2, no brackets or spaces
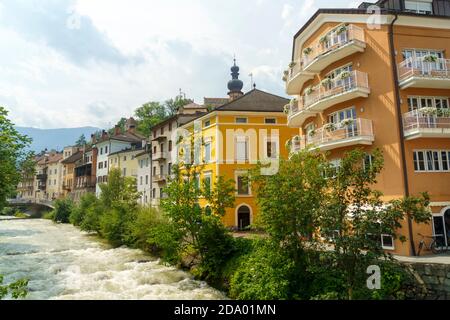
6,198,55,218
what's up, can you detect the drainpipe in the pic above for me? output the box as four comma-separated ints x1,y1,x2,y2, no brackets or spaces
389,12,416,256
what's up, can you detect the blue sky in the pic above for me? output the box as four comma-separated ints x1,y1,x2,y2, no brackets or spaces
0,0,361,129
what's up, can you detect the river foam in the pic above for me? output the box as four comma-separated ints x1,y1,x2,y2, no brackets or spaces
0,219,225,300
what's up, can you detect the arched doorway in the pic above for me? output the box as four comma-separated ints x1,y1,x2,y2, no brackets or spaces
237,205,251,230
433,208,450,248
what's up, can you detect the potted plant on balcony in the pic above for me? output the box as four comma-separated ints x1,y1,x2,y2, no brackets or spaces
307,129,316,138
323,122,337,132
422,55,438,63
338,71,352,80
321,77,332,87
319,34,329,45
340,118,355,128
293,135,302,143
285,139,292,151
283,104,290,114
418,107,438,116
437,108,450,117
305,87,315,95
303,47,313,56
289,61,297,69
282,76,287,82
283,70,289,76
336,24,349,35
290,98,298,107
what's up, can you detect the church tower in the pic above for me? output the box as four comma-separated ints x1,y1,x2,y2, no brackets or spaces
227,58,244,101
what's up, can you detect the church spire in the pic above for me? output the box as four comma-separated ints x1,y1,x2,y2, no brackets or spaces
227,57,244,101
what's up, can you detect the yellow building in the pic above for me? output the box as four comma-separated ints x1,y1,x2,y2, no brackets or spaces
180,61,298,229
108,147,142,180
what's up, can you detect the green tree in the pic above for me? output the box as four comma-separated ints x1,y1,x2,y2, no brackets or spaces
161,164,236,277
75,134,87,146
251,151,328,264
134,102,168,136
164,96,193,116
0,107,32,210
108,117,127,135
318,148,431,299
69,193,97,226
0,275,28,300
51,198,74,223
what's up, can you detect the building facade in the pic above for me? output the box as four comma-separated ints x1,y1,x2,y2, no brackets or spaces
150,103,208,206
136,144,151,206
284,0,450,255
180,61,298,229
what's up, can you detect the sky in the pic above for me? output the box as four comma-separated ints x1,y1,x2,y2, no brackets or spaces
0,0,362,129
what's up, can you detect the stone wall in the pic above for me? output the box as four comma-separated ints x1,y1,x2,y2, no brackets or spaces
401,262,450,299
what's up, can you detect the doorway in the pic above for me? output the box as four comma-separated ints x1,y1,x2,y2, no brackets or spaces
237,205,251,230
433,208,450,249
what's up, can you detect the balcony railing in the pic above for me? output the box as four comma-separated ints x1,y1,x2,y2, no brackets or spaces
287,71,370,127
398,57,450,89
152,151,167,161
301,24,366,72
403,109,450,139
153,174,167,183
295,118,374,151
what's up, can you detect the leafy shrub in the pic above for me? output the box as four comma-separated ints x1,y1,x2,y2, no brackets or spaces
229,240,295,300
99,206,134,247
43,210,55,220
80,200,103,233
0,275,28,300
125,206,161,250
51,198,74,223
69,193,97,226
147,219,183,265
1,207,15,216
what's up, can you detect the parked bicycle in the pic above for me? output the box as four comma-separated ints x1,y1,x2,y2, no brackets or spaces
417,233,448,256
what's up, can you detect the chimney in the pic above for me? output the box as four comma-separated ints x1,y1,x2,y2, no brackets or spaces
126,117,137,134
101,130,108,139
114,125,121,135
91,134,96,144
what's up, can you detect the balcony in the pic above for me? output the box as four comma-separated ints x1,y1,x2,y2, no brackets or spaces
62,183,72,191
153,174,167,183
295,118,374,152
403,109,450,140
398,58,450,89
36,173,47,181
152,151,167,161
302,24,366,73
152,135,167,142
285,62,314,95
287,71,370,127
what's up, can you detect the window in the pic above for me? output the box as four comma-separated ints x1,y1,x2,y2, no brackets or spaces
140,176,143,185
407,96,449,111
160,127,164,135
160,143,164,152
153,167,156,176
123,156,127,161
152,188,156,198
266,139,278,159
265,118,276,124
145,175,149,184
203,172,212,191
236,173,250,195
236,137,248,161
105,146,108,154
168,163,172,175
123,168,127,176
169,140,172,152
140,160,143,169
329,107,356,125
204,142,211,163
99,162,103,169
159,188,164,198
100,147,103,155
204,119,211,127
405,1,433,14
381,234,394,250
153,131,156,138
160,165,164,176
169,122,172,131
235,117,248,124
363,154,373,171
104,161,107,168
414,150,450,172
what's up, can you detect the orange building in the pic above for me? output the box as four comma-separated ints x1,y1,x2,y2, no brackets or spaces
284,1,450,256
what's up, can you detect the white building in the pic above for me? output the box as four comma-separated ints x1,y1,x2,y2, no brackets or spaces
94,118,144,195
135,142,151,206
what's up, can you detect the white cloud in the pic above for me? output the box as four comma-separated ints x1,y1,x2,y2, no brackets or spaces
0,0,358,129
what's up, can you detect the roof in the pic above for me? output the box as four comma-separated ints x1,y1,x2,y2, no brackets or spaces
61,151,83,164
291,8,450,60
108,147,144,157
204,97,229,109
135,150,150,158
37,153,63,165
97,131,144,144
215,89,289,112
181,102,204,109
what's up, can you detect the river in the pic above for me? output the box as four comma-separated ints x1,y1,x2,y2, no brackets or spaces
0,218,225,300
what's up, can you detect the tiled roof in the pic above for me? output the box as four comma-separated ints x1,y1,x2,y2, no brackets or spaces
61,151,83,164
37,153,63,165
97,131,144,144
204,97,229,109
215,89,289,112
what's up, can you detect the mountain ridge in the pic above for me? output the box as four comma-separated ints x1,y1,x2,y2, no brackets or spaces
16,126,102,153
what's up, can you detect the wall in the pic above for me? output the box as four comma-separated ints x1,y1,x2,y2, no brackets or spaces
401,261,450,299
